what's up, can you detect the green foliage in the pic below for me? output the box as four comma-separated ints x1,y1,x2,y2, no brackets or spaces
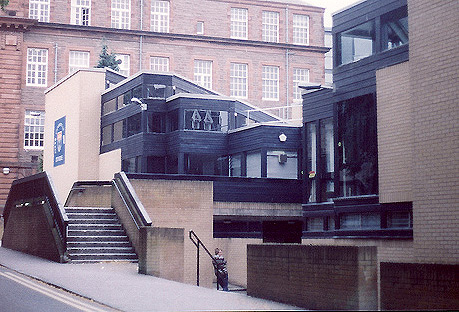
1,0,9,11
95,44,121,71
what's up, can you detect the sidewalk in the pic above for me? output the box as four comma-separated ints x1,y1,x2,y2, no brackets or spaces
0,247,302,311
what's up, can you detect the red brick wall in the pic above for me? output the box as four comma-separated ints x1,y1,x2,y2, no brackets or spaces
0,22,25,210
247,244,378,310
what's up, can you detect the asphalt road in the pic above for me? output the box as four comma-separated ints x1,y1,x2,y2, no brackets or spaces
0,266,117,312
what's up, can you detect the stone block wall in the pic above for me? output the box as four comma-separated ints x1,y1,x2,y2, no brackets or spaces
247,244,378,310
381,262,459,310
138,227,184,283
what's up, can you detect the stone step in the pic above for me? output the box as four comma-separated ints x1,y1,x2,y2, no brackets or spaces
65,207,115,214
68,247,135,254
68,229,126,236
67,235,130,242
68,224,123,231
67,241,132,248
68,218,119,224
68,253,138,261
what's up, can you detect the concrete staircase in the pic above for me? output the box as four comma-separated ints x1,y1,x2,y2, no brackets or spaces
65,206,138,263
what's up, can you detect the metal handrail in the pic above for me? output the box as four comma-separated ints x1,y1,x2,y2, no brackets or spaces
189,230,220,288
112,180,141,230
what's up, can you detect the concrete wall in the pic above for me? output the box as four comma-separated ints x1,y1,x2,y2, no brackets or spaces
130,179,214,287
247,244,378,310
44,69,106,204
376,62,413,203
380,262,459,310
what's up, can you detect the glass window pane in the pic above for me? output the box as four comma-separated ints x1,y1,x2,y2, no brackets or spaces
339,20,375,65
246,151,261,178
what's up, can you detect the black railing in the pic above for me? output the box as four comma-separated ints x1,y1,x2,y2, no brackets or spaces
189,230,220,288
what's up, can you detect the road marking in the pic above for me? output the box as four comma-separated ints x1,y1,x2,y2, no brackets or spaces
0,271,109,312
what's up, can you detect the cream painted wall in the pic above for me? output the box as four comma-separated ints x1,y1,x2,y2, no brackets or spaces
44,69,107,204
99,149,121,181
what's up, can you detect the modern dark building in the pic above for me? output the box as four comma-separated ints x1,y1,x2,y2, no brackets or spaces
100,72,302,179
302,0,410,238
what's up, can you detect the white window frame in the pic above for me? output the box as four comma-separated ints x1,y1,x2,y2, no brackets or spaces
24,111,45,150
231,8,248,39
293,14,309,45
69,50,90,74
230,63,248,98
71,0,91,26
293,68,310,102
111,0,131,30
29,0,50,22
194,60,213,90
262,65,279,100
197,21,204,35
26,48,48,87
262,11,279,43
151,0,170,32
116,54,130,76
150,56,170,72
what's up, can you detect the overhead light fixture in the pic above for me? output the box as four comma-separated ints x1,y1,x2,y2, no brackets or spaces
298,82,322,90
131,97,147,111
279,133,287,142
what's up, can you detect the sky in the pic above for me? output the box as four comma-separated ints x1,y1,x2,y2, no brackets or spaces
303,0,363,27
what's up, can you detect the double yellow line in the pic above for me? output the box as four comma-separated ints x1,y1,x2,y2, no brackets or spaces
0,271,111,312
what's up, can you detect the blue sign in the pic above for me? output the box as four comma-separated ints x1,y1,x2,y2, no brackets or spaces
54,116,66,167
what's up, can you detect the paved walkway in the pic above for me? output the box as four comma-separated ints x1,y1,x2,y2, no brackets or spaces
0,247,302,311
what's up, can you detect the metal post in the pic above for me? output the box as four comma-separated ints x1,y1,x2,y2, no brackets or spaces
196,243,200,286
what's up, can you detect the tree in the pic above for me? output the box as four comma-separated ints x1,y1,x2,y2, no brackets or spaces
95,44,121,71
1,0,9,11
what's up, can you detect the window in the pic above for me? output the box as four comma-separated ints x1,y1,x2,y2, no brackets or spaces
306,122,317,202
320,118,334,201
24,111,45,149
185,154,228,176
26,48,48,87
338,20,375,65
338,94,378,197
126,114,141,137
102,98,117,115
116,54,130,76
101,125,112,146
382,6,408,51
230,154,242,177
151,1,169,32
293,68,309,101
231,8,248,39
246,151,261,178
230,63,248,98
293,14,309,45
262,11,279,43
111,0,130,29
266,150,298,179
341,213,380,230
71,0,90,26
147,113,165,133
184,109,228,132
197,21,204,35
113,120,124,142
387,211,411,228
150,56,169,72
194,60,212,89
262,65,279,100
307,217,324,231
69,51,90,74
29,0,49,22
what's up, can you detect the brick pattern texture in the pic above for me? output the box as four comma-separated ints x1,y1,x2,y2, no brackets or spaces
376,62,413,203
380,262,459,310
408,0,459,264
247,244,378,310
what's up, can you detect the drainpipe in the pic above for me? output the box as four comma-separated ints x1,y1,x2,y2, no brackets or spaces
139,0,144,71
285,7,289,43
285,49,289,119
54,43,58,84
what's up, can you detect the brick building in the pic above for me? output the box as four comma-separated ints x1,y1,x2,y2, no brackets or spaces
0,0,328,210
